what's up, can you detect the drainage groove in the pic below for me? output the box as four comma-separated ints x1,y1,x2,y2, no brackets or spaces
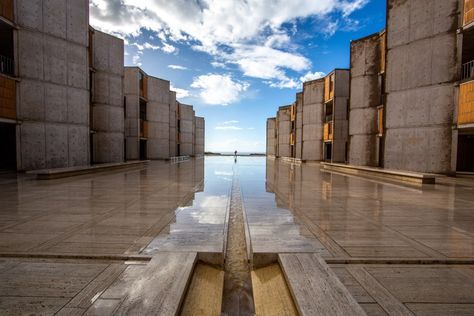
221,173,255,315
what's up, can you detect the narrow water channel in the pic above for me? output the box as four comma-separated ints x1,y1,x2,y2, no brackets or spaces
221,166,255,315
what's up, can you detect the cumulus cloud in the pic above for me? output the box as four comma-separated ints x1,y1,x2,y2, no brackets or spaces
90,0,368,88
191,74,249,105
170,85,190,99
300,71,326,83
168,64,188,70
215,126,243,130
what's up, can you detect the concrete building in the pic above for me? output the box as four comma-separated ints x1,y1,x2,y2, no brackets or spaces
348,31,386,167
265,73,349,163
195,116,205,157
177,103,195,157
456,0,474,172
0,0,90,171
266,1,474,175
276,105,291,158
124,67,204,160
266,118,277,157
322,69,350,163
384,0,458,173
89,27,125,164
301,79,325,161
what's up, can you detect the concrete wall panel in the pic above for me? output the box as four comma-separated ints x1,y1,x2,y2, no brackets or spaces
16,0,43,30
44,0,67,39
68,125,89,166
18,80,44,120
18,30,44,80
45,123,68,168
45,83,67,122
44,37,67,84
67,87,89,124
19,122,46,170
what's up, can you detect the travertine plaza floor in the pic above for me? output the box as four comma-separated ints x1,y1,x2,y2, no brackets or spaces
0,156,474,315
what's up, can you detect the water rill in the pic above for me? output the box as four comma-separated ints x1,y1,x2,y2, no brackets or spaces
221,169,255,315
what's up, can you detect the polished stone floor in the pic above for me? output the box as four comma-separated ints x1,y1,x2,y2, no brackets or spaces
0,157,473,315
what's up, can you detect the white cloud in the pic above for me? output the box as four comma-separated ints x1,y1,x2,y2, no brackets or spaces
191,74,249,105
170,85,190,99
168,64,188,70
221,120,239,125
162,42,177,54
300,71,326,83
89,0,368,88
215,126,243,130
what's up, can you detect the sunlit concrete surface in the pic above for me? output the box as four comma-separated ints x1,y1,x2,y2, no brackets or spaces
0,157,473,314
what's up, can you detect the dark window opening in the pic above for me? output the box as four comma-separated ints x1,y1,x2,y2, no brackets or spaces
0,122,16,170
140,139,147,160
0,21,14,76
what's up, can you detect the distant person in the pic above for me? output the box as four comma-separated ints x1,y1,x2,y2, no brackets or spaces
234,150,238,157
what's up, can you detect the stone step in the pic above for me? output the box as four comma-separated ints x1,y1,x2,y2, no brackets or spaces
27,160,148,180
113,252,197,315
279,253,367,316
321,162,436,184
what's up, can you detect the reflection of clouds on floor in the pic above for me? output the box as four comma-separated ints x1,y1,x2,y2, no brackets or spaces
214,171,233,182
181,195,229,225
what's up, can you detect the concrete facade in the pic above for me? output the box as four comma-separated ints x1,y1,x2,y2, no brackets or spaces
15,0,90,170
90,28,124,163
147,76,171,159
266,118,276,157
276,106,291,158
384,0,459,173
295,93,303,159
195,117,205,156
123,67,141,160
348,32,384,167
265,1,474,174
302,79,325,161
124,68,204,160
178,103,195,156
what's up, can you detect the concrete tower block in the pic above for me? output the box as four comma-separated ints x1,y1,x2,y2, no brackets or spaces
91,29,124,163
384,0,458,173
302,79,324,161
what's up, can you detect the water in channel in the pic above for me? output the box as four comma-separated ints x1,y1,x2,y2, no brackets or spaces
221,164,255,315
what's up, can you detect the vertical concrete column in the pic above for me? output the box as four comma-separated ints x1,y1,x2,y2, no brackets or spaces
169,91,177,157
16,0,90,170
332,69,350,163
90,29,124,163
146,77,170,159
266,118,276,156
277,106,291,158
302,79,324,161
195,117,205,156
384,0,458,173
348,33,382,167
124,67,140,160
295,93,303,160
178,103,194,156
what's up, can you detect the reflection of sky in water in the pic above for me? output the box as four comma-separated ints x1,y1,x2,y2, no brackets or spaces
214,170,233,182
175,194,228,225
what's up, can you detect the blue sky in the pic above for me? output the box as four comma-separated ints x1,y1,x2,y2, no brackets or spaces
90,0,386,153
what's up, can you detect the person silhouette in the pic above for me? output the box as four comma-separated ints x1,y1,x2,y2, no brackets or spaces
234,150,237,157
